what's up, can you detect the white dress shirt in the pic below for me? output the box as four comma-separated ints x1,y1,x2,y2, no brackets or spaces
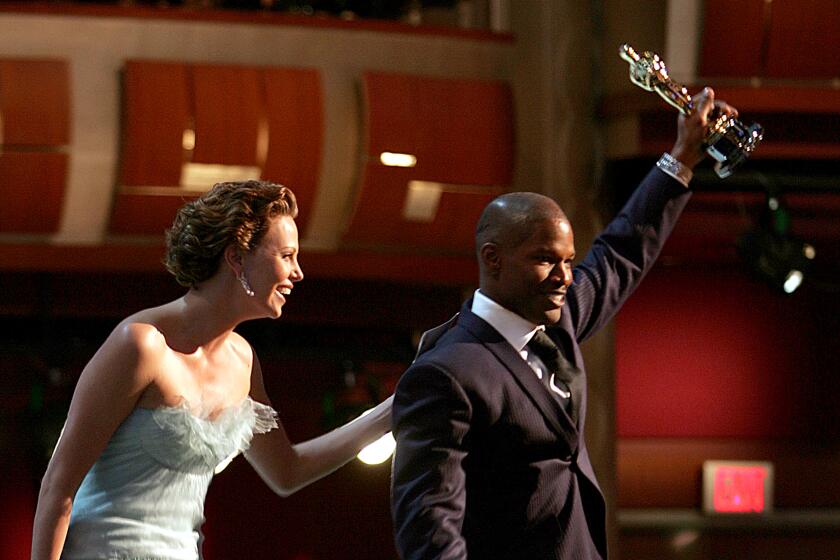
471,290,570,398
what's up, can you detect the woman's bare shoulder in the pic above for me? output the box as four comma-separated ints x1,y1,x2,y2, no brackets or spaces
228,331,255,368
87,308,180,379
107,314,168,355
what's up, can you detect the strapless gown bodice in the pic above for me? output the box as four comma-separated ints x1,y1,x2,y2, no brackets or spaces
62,397,277,560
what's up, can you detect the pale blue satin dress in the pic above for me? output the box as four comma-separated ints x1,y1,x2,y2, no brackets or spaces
61,397,277,560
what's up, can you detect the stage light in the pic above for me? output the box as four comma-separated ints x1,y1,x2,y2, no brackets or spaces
358,431,396,465
783,270,804,294
322,361,401,465
737,229,815,294
180,163,261,191
356,408,395,465
737,193,816,294
379,151,417,167
182,128,196,151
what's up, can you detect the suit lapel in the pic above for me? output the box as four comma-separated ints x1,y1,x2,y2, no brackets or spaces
413,313,459,362
458,305,580,443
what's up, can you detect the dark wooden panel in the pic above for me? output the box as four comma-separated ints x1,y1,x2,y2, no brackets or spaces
120,60,189,187
191,64,261,166
0,58,69,146
261,67,323,234
605,86,840,159
0,272,461,327
0,3,515,43
765,0,840,79
618,439,840,509
0,244,478,286
0,152,66,233
344,73,513,253
109,193,196,236
612,187,840,262
699,0,766,78
621,530,840,560
602,86,840,117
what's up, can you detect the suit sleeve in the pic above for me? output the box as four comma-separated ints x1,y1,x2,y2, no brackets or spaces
567,166,692,342
391,361,472,560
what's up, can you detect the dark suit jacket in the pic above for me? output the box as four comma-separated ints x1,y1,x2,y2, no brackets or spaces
391,167,692,560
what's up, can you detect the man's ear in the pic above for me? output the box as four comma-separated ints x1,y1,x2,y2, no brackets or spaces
479,242,501,277
223,244,244,275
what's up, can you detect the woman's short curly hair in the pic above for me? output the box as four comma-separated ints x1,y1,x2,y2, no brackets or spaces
164,180,298,288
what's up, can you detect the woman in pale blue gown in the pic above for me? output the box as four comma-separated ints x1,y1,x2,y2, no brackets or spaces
31,181,394,560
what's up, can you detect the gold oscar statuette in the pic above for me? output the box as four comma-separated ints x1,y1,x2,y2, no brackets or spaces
619,43,764,178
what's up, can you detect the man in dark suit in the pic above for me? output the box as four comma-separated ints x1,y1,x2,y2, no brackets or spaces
391,87,736,559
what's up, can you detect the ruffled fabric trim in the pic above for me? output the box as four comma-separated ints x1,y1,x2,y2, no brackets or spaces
145,397,278,473
250,399,280,436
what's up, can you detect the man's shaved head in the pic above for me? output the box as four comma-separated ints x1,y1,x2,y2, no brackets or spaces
476,192,567,257
475,192,575,325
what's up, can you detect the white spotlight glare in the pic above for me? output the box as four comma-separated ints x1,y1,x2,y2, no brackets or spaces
357,432,396,465
783,270,804,294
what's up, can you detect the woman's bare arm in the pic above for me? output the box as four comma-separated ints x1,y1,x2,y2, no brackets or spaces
31,322,158,560
244,354,392,497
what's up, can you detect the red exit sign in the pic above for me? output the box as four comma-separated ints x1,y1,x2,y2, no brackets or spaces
702,461,774,514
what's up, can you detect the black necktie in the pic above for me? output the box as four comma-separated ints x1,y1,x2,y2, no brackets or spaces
526,330,573,411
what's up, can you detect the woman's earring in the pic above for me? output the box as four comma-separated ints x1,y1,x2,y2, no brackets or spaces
238,273,255,297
